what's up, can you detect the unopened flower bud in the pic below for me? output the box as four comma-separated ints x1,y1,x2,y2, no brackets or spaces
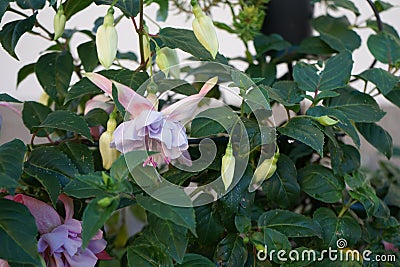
99,117,119,169
221,140,235,190
97,197,113,208
191,1,219,59
314,115,339,126
53,5,66,40
249,149,279,191
96,8,118,69
156,47,180,79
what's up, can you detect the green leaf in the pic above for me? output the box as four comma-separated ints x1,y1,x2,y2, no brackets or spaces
329,143,360,176
332,0,360,15
149,215,188,263
325,87,386,123
313,207,361,247
367,20,399,37
84,108,108,128
176,254,215,267
258,210,322,238
24,163,61,207
158,27,223,61
191,107,235,137
58,143,94,174
0,199,41,266
0,14,37,59
298,165,344,203
64,77,102,103
307,106,360,147
384,84,400,108
195,205,224,244
94,0,139,17
63,174,110,198
0,139,26,193
263,154,300,209
127,244,174,267
22,101,53,137
263,228,292,264
35,51,74,104
77,41,99,72
136,195,197,236
278,117,325,156
215,234,248,267
156,79,198,96
116,51,138,61
384,184,400,208
0,1,12,23
63,0,94,19
16,0,45,9
312,15,361,51
357,68,399,95
297,36,336,55
267,81,304,107
293,51,353,92
0,93,21,103
35,110,93,142
254,33,291,55
356,122,393,159
17,63,36,86
81,196,119,248
147,0,168,21
235,215,251,233
374,0,393,12
367,32,400,65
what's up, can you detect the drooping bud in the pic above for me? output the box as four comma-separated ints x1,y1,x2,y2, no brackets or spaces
53,5,66,40
156,47,180,79
191,0,219,59
142,25,152,68
99,115,119,169
249,149,280,192
146,81,159,109
221,139,235,190
314,115,339,126
96,8,118,69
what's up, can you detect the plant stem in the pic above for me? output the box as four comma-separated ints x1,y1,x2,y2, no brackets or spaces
338,199,358,218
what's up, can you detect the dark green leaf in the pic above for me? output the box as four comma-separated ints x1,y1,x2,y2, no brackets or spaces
357,68,398,95
84,108,108,128
191,107,235,137
156,79,198,96
0,1,12,23
0,139,26,193
136,195,197,236
0,14,37,59
176,254,215,267
384,184,400,208
147,0,168,21
278,117,325,156
35,51,74,104
116,51,138,61
16,0,45,9
367,32,400,65
263,154,300,209
313,207,361,247
215,234,248,267
366,20,399,37
263,228,291,264
17,63,36,86
63,0,94,19
64,77,102,103
235,215,251,233
24,163,61,207
82,196,119,248
267,81,304,107
195,205,224,244
77,41,99,72
254,33,291,55
258,209,322,237
374,0,393,12
22,101,53,137
0,199,41,266
325,87,386,122
246,62,277,86
94,0,139,17
298,36,336,55
127,244,174,267
333,0,360,15
329,143,360,176
356,122,393,159
384,84,400,108
293,51,353,92
36,110,93,142
0,93,21,103
312,16,361,51
149,215,188,263
63,174,110,198
298,165,344,203
58,143,94,174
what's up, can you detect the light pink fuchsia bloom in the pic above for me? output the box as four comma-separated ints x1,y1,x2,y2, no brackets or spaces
85,73,217,167
9,194,109,267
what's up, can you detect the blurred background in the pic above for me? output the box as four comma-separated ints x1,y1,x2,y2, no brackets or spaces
0,0,399,168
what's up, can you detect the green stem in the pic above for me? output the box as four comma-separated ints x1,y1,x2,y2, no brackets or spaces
338,199,358,218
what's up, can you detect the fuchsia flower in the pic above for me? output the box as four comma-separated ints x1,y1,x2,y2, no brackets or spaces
84,94,114,139
85,73,217,167
8,194,109,267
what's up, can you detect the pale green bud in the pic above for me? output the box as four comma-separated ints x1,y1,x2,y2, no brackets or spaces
99,117,119,170
314,115,339,126
192,4,219,59
97,197,113,208
221,141,235,190
156,47,180,79
249,150,279,191
53,5,66,40
96,8,118,69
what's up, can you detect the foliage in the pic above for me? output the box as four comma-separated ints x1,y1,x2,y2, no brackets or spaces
0,0,400,266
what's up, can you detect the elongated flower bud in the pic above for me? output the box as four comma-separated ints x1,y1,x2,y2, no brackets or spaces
53,5,66,40
191,1,219,59
96,8,118,69
221,140,235,190
314,115,339,126
156,47,180,79
249,149,279,192
99,117,119,169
